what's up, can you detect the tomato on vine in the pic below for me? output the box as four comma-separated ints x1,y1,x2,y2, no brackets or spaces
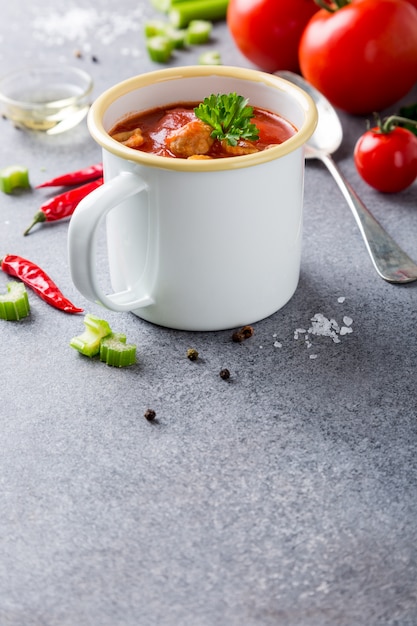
226,0,319,73
299,0,417,115
354,116,417,193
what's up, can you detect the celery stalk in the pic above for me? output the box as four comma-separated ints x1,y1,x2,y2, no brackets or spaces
70,314,112,357
151,0,203,13
169,0,229,28
0,281,30,320
150,0,172,12
100,333,137,367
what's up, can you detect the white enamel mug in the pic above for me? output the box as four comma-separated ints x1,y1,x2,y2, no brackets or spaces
68,66,317,331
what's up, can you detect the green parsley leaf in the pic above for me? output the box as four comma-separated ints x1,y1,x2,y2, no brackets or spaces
194,93,259,146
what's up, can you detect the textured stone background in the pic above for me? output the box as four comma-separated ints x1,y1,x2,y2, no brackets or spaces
1,2,417,624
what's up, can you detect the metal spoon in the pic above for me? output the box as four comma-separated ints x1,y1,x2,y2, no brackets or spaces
276,70,417,283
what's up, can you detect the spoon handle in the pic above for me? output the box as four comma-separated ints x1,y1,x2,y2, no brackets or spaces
319,153,417,283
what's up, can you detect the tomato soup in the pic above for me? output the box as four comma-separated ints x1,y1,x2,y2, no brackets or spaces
109,103,297,159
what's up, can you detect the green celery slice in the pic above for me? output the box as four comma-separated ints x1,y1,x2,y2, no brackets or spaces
165,26,187,48
198,50,222,65
146,35,174,62
185,20,212,44
70,314,112,357
0,281,30,320
100,333,137,367
144,20,186,49
144,19,170,37
0,165,30,194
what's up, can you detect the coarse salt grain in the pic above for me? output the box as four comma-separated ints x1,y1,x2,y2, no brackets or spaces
308,313,341,343
273,341,282,348
340,326,353,335
294,328,306,340
337,296,346,303
294,311,354,358
32,6,145,46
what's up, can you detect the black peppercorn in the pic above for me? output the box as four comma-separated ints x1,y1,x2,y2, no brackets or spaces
187,348,199,361
219,368,230,380
144,408,156,421
232,325,254,342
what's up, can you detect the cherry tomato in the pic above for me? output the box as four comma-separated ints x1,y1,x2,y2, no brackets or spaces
299,0,417,115
354,126,417,193
227,0,319,73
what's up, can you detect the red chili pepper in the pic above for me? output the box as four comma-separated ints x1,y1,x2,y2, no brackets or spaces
0,254,83,314
35,163,103,188
24,177,104,236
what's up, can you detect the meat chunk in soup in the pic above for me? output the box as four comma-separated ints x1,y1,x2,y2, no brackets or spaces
166,119,215,158
220,139,259,156
111,128,144,148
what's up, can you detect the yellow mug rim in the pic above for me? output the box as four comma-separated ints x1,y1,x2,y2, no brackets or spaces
88,65,318,172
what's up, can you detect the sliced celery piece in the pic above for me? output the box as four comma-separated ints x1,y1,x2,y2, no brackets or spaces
185,20,212,44
70,314,112,357
150,0,171,12
144,19,170,37
0,165,30,194
145,20,186,49
198,50,222,65
0,281,30,320
146,35,174,63
165,26,187,48
100,333,137,367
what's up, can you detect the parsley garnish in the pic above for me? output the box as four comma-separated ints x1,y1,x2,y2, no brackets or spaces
194,93,259,146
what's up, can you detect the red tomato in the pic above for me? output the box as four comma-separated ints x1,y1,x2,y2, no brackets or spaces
354,126,417,193
299,0,417,115
227,0,319,73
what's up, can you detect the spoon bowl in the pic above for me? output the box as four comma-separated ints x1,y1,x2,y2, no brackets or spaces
276,70,417,283
278,71,343,158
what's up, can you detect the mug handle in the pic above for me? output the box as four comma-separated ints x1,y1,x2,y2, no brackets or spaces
68,171,155,311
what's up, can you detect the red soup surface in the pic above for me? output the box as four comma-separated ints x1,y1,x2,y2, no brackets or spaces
109,103,297,159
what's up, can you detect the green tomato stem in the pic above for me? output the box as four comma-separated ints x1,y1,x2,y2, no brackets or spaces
379,115,417,134
314,0,351,12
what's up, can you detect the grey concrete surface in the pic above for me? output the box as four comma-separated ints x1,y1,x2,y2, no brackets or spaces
1,2,417,625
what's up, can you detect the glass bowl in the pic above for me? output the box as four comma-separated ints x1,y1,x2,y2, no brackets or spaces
0,65,93,134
